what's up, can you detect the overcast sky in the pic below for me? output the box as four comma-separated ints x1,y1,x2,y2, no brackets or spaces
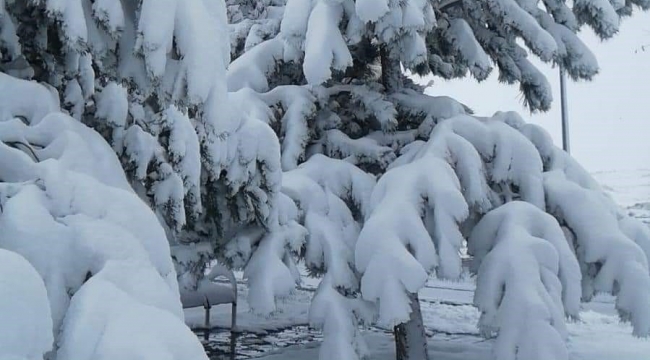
422,11,650,173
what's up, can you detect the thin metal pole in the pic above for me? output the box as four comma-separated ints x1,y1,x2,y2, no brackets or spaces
204,302,211,341
559,66,570,154
230,302,237,360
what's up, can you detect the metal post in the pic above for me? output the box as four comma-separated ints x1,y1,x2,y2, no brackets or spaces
559,66,570,154
203,301,211,341
230,302,238,360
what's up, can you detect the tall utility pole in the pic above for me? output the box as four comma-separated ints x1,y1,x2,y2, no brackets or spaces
559,66,570,154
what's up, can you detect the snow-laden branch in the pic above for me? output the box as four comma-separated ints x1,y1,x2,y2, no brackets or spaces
545,171,650,336
469,201,581,360
282,155,377,360
357,154,468,326
0,75,205,359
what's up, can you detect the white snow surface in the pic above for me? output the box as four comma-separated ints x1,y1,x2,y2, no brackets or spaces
0,249,52,360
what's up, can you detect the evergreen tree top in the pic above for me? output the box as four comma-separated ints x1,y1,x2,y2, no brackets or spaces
228,0,649,111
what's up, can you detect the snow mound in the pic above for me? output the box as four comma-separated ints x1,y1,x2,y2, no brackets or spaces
0,249,53,360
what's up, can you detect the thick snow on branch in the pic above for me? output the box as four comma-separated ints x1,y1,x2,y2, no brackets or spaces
357,108,650,359
498,110,650,336
0,73,59,124
469,201,581,360
322,129,396,170
57,272,208,360
303,1,353,84
280,0,314,60
573,0,621,38
389,90,469,137
202,94,283,229
234,154,377,360
0,75,205,359
486,0,558,60
282,155,376,360
243,220,307,314
261,85,318,171
495,111,614,197
435,115,546,209
283,155,375,284
228,38,285,92
356,155,468,326
545,171,650,336
0,249,53,360
289,154,376,218
309,275,373,360
445,18,492,80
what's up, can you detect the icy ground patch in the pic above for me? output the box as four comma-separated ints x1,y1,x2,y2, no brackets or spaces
184,169,650,359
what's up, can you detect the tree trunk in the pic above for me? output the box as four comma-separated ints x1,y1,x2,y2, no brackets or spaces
394,292,429,360
380,45,403,93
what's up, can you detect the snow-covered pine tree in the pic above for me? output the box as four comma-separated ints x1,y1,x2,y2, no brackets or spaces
227,1,650,359
0,73,208,360
0,0,286,290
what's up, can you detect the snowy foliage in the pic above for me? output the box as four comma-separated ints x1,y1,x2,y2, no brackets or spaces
0,0,291,296
282,155,376,360
357,111,650,360
0,74,206,360
469,202,581,360
245,0,648,110
221,1,650,359
2,2,649,360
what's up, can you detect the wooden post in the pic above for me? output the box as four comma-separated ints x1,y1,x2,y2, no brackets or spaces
203,299,211,341
230,302,237,360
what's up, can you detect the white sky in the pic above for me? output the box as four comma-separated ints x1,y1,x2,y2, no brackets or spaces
421,11,650,173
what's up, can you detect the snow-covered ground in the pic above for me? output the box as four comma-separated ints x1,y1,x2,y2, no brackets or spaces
184,169,650,360
593,169,650,225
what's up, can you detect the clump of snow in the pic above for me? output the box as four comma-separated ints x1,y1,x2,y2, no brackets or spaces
356,154,468,326
545,171,650,336
303,1,353,85
356,108,650,360
0,249,53,360
57,275,207,360
469,201,581,360
282,154,377,360
228,38,285,92
95,82,128,129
